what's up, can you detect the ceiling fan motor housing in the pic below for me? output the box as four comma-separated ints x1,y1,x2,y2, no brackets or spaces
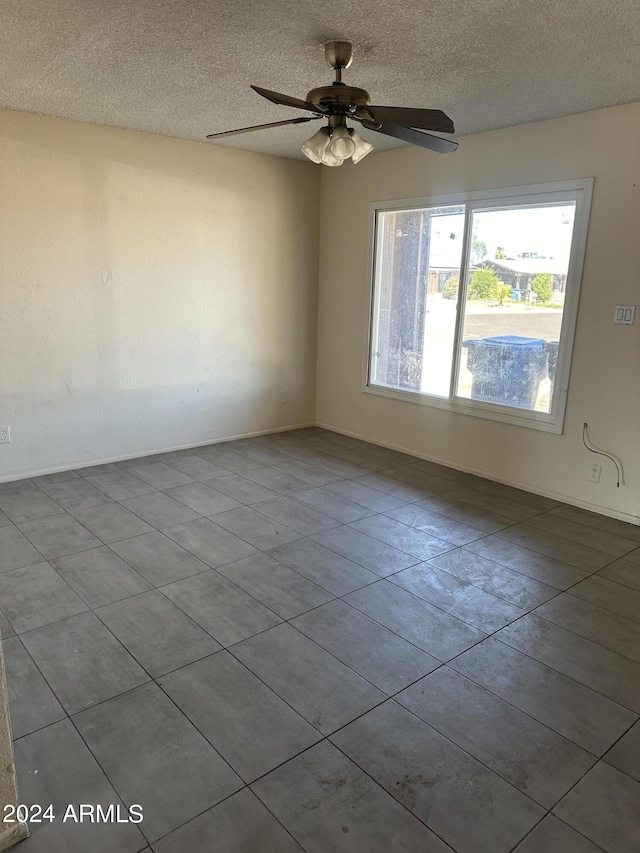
306,85,371,115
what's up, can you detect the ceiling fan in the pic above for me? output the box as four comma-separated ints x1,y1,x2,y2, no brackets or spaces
206,41,458,166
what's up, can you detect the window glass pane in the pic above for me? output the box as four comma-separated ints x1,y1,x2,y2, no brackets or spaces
455,203,576,412
370,205,464,395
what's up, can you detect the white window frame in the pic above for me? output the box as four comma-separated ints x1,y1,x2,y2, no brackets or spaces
363,179,594,434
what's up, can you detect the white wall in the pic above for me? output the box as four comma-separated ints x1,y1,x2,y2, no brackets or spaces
317,104,640,522
0,110,320,480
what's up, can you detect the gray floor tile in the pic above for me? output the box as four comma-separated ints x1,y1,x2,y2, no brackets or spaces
450,638,637,755
32,470,79,486
527,512,638,557
34,477,113,511
273,459,343,486
0,562,88,633
535,594,640,662
96,590,221,676
18,514,101,559
294,487,374,522
410,459,483,486
120,491,201,529
161,568,281,645
428,548,557,609
74,682,243,843
437,486,543,523
110,531,211,586
328,448,393,471
0,483,65,524
70,502,154,543
379,465,461,496
311,526,419,576
0,525,45,572
13,719,146,853
231,444,292,467
153,789,304,853
4,635,66,738
0,509,11,528
84,470,155,500
164,517,257,567
201,472,279,504
209,506,302,550
75,462,123,477
21,611,148,713
240,466,311,495
568,575,640,623
0,607,14,638
605,720,640,782
254,496,339,535
345,579,485,661
513,814,606,852
549,504,640,543
121,460,195,490
497,614,640,712
353,471,435,502
332,701,544,853
232,623,384,735
349,515,453,561
51,546,152,608
291,599,440,694
598,558,640,591
163,482,241,516
623,547,640,565
497,524,613,571
159,651,321,782
385,503,486,545
470,480,560,512
160,454,231,481
217,552,333,619
553,762,640,853
267,538,379,595
311,452,380,478
418,494,515,533
464,536,589,589
391,563,525,633
252,740,452,853
323,480,408,512
397,666,595,808
194,447,262,473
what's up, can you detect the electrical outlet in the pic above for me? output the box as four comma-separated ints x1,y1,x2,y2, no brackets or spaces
280,391,288,404
0,426,11,444
589,463,601,483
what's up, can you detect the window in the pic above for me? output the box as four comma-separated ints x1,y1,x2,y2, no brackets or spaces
366,180,593,433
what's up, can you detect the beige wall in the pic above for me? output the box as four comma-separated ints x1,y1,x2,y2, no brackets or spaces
0,110,320,480
317,104,640,522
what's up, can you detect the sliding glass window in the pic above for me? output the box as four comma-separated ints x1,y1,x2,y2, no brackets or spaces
367,180,593,433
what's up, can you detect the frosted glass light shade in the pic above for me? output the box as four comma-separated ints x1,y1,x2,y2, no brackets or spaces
300,127,331,164
328,125,356,160
350,129,374,163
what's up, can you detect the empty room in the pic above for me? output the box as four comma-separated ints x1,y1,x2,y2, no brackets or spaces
0,2,639,852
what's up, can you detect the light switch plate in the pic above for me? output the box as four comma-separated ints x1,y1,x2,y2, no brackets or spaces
614,305,635,324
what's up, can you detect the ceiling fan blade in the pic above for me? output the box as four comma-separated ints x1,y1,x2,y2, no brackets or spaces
251,85,324,114
357,106,454,134
206,116,322,139
361,121,459,154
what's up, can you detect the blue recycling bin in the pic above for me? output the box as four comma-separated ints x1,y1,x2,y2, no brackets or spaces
462,335,549,409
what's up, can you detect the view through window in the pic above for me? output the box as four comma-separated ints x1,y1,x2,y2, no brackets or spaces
368,182,591,430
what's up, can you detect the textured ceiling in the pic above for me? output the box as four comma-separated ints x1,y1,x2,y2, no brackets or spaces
2,0,640,160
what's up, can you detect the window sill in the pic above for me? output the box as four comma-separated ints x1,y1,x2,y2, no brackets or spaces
363,383,565,434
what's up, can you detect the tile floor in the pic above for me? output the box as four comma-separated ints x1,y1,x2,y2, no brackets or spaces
1,427,639,852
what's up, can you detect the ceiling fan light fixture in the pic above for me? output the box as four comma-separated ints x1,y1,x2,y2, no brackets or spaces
328,124,356,160
350,129,374,163
300,126,331,164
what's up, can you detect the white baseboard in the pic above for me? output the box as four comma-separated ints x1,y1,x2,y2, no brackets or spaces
317,421,640,526
0,422,316,484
